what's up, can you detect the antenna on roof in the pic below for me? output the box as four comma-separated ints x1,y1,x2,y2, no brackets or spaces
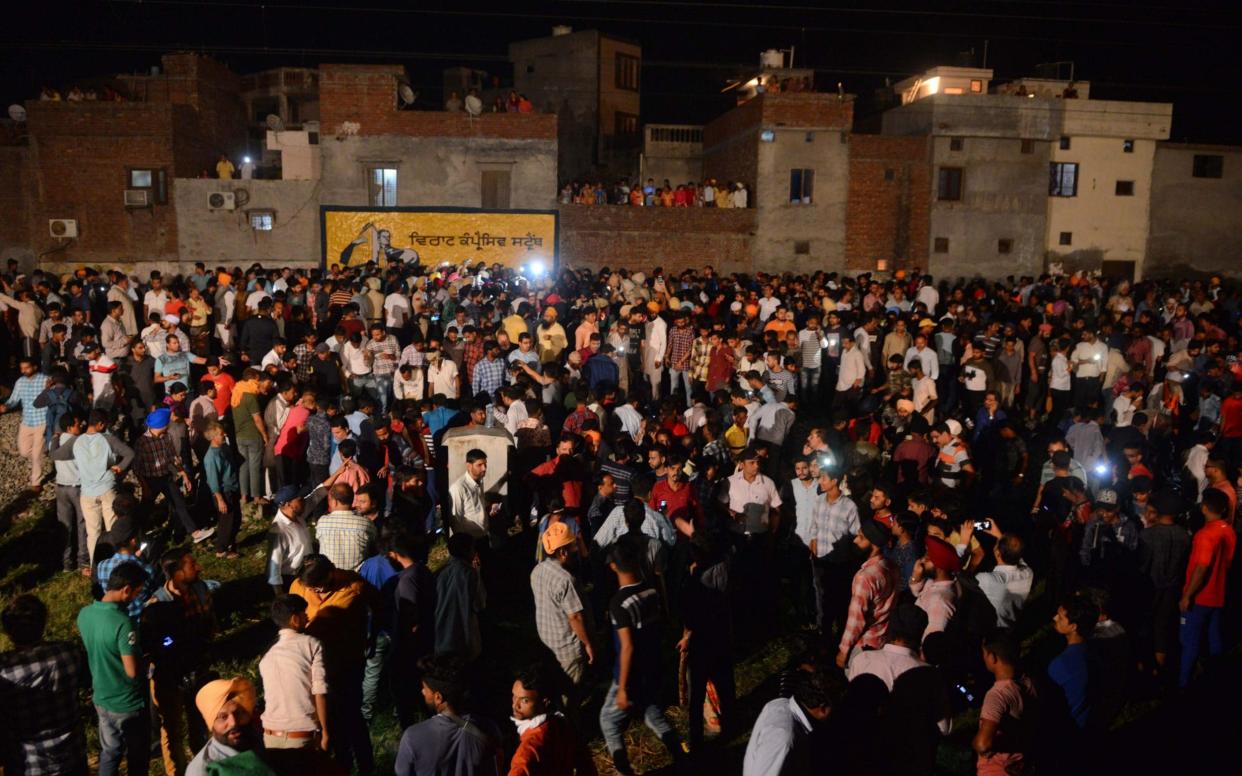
265,114,285,132
398,84,417,107
7,104,26,122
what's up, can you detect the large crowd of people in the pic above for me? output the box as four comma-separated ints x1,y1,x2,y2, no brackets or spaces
560,179,750,208
0,255,1238,775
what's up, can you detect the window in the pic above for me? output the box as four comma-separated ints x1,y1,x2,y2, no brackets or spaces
949,136,964,151
1020,139,1035,154
613,112,640,148
1123,139,1135,153
970,79,984,93
794,241,810,255
934,237,949,253
615,53,640,91
937,167,963,201
1115,180,1135,196
884,168,895,182
367,166,398,207
1049,162,1079,197
1193,154,1224,179
789,168,814,204
248,210,274,231
998,238,1013,254
1059,136,1071,150
126,167,167,204
805,131,815,143
481,170,511,210
1059,232,1073,246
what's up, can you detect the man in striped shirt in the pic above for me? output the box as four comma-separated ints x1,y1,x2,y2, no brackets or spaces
1,357,49,492
836,518,898,669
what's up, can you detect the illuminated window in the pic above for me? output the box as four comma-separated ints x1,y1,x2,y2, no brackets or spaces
367,167,397,207
970,79,983,93
126,168,167,203
249,210,274,231
1049,162,1078,197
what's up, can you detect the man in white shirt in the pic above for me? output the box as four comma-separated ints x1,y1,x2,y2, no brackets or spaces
915,276,939,315
974,531,1034,628
904,334,939,381
1070,330,1108,413
266,486,313,592
846,603,928,689
143,272,169,323
836,335,867,407
641,307,667,401
447,449,489,539
742,673,831,776
725,448,782,535
383,288,411,332
259,594,329,750
757,286,782,322
425,348,459,399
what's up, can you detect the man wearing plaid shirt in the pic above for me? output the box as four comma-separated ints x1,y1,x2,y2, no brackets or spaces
134,408,210,543
665,313,695,406
0,594,88,775
461,326,485,389
315,482,376,572
809,467,860,634
836,518,898,669
293,329,318,385
0,357,49,492
471,340,507,398
689,321,713,386
364,323,400,415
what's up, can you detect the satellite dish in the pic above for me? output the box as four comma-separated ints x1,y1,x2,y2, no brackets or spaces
398,84,416,106
7,104,26,122
265,114,285,131
464,94,483,116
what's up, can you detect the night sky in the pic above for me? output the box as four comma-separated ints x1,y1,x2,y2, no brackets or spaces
4,0,1239,143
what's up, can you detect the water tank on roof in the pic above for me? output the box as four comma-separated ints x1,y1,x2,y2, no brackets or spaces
760,49,785,69
552,25,573,36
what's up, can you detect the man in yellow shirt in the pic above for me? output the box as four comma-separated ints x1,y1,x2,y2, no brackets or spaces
288,554,378,773
215,154,235,180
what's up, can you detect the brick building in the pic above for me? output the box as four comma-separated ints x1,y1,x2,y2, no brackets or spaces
0,53,246,270
845,135,932,272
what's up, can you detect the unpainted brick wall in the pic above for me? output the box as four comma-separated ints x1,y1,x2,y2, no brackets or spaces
319,65,556,141
559,204,756,275
846,134,931,272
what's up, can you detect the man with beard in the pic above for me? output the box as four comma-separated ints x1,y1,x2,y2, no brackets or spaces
394,655,502,775
186,677,259,774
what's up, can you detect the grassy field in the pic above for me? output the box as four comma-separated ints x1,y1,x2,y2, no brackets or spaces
3,477,1239,775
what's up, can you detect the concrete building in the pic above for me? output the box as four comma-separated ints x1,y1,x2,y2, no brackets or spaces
703,92,854,273
1148,143,1242,278
317,64,557,211
882,67,1171,280
1044,94,1170,279
640,124,703,185
239,67,320,167
510,27,641,183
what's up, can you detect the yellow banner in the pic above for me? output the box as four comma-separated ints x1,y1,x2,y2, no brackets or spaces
321,208,557,269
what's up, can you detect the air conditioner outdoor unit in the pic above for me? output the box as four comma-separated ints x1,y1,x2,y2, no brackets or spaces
124,189,150,207
208,191,236,211
49,219,78,238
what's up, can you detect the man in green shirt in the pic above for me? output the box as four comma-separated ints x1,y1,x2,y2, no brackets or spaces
77,561,150,776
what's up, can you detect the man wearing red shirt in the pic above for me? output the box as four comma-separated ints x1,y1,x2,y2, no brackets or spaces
1219,385,1242,472
705,332,736,393
648,458,701,537
1179,488,1236,687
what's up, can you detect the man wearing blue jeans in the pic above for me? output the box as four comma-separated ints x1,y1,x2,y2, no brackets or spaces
1179,488,1236,687
77,562,150,776
599,541,682,775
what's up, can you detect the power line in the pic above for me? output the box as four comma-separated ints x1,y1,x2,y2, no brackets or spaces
561,0,1239,30
95,0,1225,47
